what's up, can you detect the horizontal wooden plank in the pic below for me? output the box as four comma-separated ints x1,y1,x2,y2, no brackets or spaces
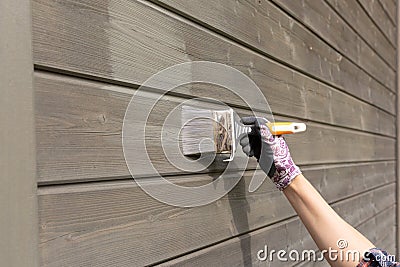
376,225,396,256
156,184,396,267
38,165,395,267
295,206,396,267
378,0,397,26
358,205,396,250
32,0,396,114
358,0,396,46
35,72,396,183
325,0,396,70
35,65,396,140
154,0,395,90
271,0,395,74
159,218,315,267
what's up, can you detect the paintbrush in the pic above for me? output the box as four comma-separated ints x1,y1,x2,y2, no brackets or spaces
181,105,306,161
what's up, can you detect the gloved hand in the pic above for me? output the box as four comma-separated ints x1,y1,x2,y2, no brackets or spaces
239,117,301,191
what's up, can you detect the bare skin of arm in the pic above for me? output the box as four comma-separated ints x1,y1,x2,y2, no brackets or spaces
239,117,376,266
283,174,374,267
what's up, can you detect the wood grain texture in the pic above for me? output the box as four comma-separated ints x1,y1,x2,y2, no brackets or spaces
35,72,396,183
325,0,396,70
38,165,395,267
358,205,396,251
155,0,395,91
158,184,394,266
32,0,396,114
295,206,396,267
358,0,396,46
378,0,397,25
271,0,395,72
376,223,396,258
158,0,395,90
162,205,396,267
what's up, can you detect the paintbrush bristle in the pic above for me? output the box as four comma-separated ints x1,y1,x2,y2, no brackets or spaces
181,106,233,156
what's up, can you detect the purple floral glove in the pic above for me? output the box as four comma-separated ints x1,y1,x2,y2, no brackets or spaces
240,117,302,191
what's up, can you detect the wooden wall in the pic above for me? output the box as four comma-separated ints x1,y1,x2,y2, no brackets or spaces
31,0,397,266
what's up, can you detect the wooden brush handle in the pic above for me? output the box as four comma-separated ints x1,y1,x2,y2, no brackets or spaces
266,122,307,135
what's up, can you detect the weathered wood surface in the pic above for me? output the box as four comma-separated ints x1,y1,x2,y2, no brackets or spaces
35,68,396,140
38,165,395,267
271,0,395,71
158,0,396,90
32,0,396,114
378,0,397,26
33,0,398,265
358,0,396,46
294,206,396,267
162,204,396,267
325,0,396,69
358,205,396,252
35,72,396,183
377,224,396,258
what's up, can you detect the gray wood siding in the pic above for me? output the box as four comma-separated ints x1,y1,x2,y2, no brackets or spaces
38,171,395,266
35,72,395,183
31,0,398,266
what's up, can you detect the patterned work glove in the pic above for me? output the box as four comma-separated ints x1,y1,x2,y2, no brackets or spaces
239,117,302,191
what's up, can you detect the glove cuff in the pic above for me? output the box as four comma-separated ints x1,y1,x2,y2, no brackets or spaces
272,164,301,191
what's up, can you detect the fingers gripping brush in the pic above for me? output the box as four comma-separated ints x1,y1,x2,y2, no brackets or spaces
181,106,306,175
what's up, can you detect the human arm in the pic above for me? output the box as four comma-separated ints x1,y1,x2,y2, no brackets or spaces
239,117,381,266
283,173,373,267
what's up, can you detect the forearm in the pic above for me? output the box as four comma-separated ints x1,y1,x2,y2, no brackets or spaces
283,174,374,267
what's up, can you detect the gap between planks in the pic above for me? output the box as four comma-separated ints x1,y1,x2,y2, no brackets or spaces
151,186,396,266
36,159,396,188
32,0,397,117
149,0,396,93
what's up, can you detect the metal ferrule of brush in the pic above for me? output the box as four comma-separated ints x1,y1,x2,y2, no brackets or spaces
222,110,251,162
181,106,306,161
